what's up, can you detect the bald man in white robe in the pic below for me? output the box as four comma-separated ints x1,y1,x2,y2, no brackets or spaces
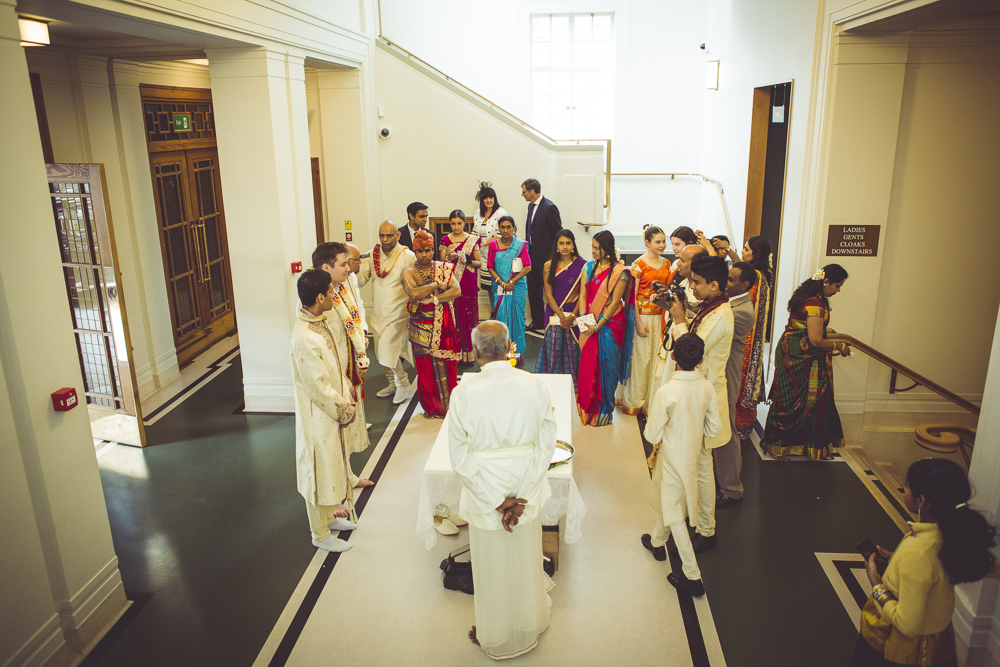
449,320,557,660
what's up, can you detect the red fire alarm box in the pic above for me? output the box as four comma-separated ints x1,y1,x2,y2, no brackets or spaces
52,387,78,412
291,261,303,274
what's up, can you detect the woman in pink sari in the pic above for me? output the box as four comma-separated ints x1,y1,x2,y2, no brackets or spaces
577,230,634,427
440,209,481,364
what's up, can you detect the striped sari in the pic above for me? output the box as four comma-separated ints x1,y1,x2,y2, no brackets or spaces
734,272,771,437
535,256,586,387
761,296,844,459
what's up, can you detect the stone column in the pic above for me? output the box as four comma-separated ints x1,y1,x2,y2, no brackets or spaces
207,48,318,412
107,59,181,397
0,3,126,665
958,307,1000,665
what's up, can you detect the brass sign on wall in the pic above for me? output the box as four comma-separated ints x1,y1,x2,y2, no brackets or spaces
826,225,880,257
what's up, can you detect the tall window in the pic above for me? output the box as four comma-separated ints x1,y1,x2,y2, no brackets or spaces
530,13,614,140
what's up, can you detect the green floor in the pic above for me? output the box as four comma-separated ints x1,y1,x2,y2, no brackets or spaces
87,332,900,666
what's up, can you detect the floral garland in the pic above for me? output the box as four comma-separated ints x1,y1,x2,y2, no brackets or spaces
331,283,369,372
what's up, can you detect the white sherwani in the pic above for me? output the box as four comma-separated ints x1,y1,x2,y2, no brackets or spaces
346,272,368,334
291,307,358,507
325,308,369,459
644,370,722,529
357,243,415,367
449,360,557,660
663,302,734,449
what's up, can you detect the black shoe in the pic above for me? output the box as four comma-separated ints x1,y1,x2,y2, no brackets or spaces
641,534,666,561
691,533,717,554
715,492,743,509
668,572,706,597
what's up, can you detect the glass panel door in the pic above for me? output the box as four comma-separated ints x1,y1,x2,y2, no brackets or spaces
47,163,145,446
149,148,235,367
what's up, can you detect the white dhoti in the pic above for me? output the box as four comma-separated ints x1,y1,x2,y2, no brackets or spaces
470,516,553,660
373,315,413,379
449,363,559,660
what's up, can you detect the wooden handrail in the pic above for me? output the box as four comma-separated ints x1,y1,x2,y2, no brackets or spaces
827,334,980,416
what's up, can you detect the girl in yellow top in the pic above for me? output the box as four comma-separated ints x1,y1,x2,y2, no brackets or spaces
623,226,672,415
854,458,997,666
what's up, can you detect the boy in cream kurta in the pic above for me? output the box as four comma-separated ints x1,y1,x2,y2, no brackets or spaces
661,255,734,553
357,221,416,403
291,269,361,553
642,333,722,595
449,321,557,660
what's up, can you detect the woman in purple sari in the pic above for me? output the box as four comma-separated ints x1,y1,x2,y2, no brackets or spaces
440,209,482,364
535,229,587,387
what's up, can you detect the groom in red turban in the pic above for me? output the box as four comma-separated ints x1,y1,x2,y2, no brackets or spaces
401,230,464,417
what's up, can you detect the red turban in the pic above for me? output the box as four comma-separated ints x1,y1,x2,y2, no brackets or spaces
413,229,435,250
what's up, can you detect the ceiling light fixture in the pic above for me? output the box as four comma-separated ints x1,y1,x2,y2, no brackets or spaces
19,17,50,47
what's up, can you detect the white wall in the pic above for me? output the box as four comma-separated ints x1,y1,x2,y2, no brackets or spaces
379,0,709,248
865,25,1000,409
373,43,604,248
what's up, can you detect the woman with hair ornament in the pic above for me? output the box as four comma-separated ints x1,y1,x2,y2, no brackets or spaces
761,264,850,460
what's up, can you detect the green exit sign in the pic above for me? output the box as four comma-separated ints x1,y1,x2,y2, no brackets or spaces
172,113,192,132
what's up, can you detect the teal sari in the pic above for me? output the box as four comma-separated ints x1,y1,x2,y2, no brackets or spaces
489,238,529,361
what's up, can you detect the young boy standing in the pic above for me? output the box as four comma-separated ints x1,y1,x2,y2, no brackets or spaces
640,333,723,596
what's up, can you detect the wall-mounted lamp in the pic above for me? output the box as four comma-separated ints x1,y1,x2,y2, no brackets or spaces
19,17,50,47
706,60,719,90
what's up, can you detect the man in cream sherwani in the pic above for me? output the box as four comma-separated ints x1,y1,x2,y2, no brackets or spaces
662,255,734,554
311,242,375,487
291,269,361,553
357,220,415,404
449,320,557,660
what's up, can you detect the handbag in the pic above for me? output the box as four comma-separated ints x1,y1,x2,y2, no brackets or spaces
441,545,474,595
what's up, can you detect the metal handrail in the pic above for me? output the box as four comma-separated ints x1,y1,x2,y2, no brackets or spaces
376,36,611,216
827,334,980,415
608,172,735,243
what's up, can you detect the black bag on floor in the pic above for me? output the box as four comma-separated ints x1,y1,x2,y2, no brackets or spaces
441,546,473,595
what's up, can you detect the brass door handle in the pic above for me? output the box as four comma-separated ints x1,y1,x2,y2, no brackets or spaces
191,223,206,283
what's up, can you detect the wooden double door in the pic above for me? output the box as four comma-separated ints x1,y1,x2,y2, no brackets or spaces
150,147,235,366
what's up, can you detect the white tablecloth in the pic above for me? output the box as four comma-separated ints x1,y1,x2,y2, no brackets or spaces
416,374,586,550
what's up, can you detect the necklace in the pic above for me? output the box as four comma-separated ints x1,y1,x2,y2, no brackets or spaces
415,264,434,285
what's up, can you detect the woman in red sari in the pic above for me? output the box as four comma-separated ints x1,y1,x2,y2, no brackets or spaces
577,230,634,427
440,209,481,364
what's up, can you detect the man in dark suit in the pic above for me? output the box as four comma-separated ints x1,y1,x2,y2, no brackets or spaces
520,178,561,330
716,262,758,509
398,201,430,251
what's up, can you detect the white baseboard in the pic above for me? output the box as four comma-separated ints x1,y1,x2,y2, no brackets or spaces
5,614,64,667
954,587,998,667
862,392,982,413
134,363,154,399
243,378,294,413
55,558,122,631
835,394,866,414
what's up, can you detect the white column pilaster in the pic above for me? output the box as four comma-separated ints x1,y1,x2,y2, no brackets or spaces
207,48,317,412
0,4,126,665
108,59,180,396
820,33,910,413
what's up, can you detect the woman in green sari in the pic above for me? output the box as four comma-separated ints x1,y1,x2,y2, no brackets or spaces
761,264,850,460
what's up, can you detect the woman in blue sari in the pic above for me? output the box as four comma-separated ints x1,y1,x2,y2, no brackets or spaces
487,216,531,363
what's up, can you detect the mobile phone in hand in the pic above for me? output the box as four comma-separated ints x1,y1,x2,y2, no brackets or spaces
857,538,889,576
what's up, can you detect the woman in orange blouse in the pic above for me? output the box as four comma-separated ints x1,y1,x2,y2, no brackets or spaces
623,226,673,415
